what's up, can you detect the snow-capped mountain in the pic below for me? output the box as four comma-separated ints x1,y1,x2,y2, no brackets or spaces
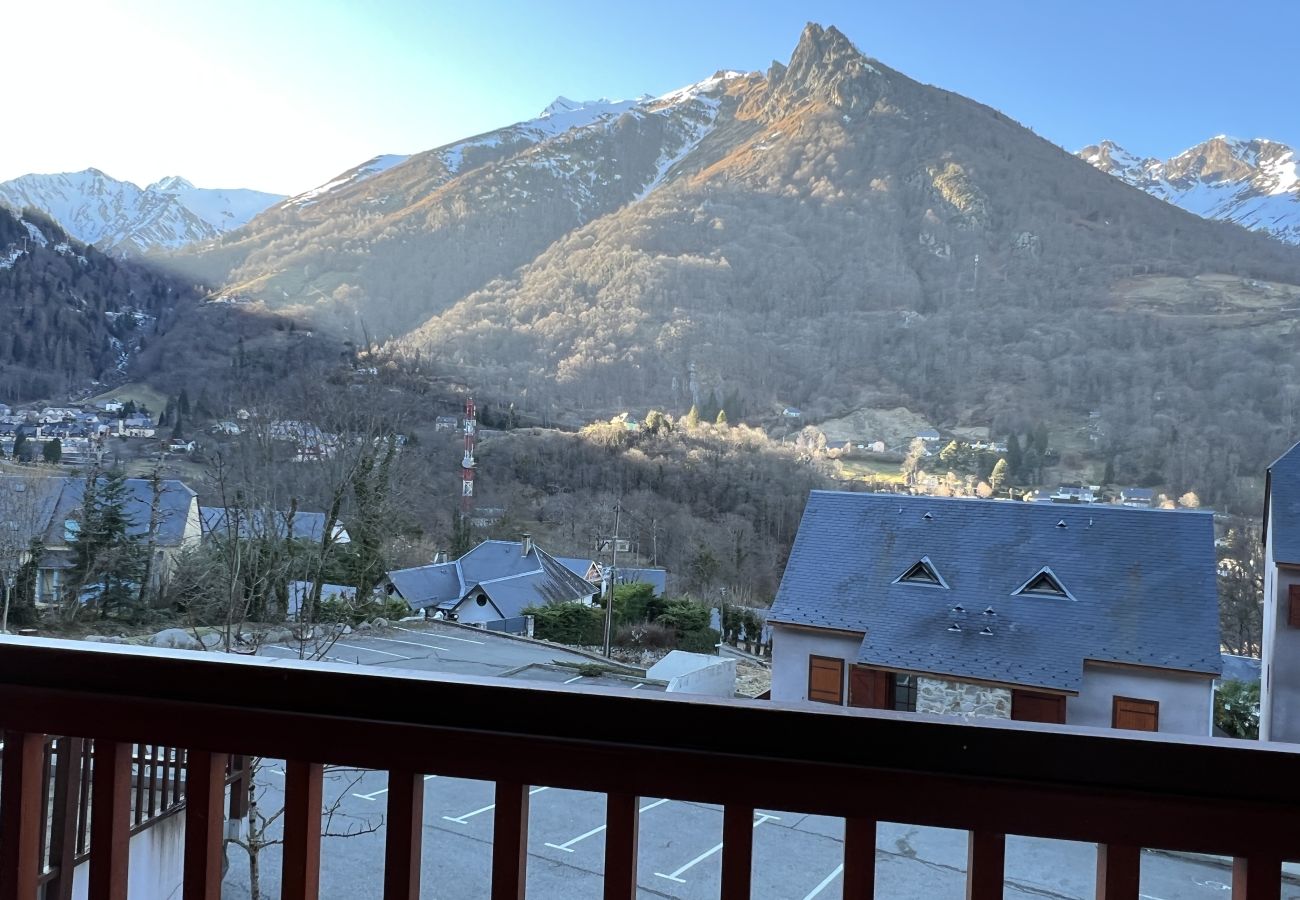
0,169,284,254
1079,136,1300,243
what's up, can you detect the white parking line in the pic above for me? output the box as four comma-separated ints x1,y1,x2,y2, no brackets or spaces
544,798,671,852
333,642,412,660
368,636,452,652
802,863,843,900
563,675,583,684
442,786,550,824
654,813,780,883
352,774,437,801
392,625,484,644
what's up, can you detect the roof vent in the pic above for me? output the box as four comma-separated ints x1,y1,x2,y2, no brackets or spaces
1013,567,1074,600
947,623,962,633
1056,519,1067,528
951,605,965,615
12,482,25,492
894,557,948,588
979,626,994,636
984,606,996,616
923,512,934,520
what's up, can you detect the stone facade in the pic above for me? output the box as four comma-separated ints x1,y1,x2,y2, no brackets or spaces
916,676,1011,718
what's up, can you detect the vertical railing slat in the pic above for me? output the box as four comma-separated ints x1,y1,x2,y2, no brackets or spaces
88,740,132,900
383,771,424,900
490,781,529,900
1096,844,1140,900
0,731,45,900
965,831,1006,900
719,805,755,900
182,750,229,900
133,744,146,828
842,817,877,899
281,761,323,900
602,793,639,900
76,740,92,857
47,737,83,900
1232,857,1281,900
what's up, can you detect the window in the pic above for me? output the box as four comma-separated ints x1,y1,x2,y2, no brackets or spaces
891,673,918,712
1012,689,1066,723
849,666,890,709
1112,697,1159,732
807,656,844,705
894,557,947,588
475,594,488,607
1013,567,1073,599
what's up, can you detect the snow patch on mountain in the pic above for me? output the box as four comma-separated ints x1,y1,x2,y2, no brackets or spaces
0,169,284,253
285,154,410,208
1080,136,1300,244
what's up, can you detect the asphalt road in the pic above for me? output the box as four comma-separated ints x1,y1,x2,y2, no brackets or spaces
219,624,1260,899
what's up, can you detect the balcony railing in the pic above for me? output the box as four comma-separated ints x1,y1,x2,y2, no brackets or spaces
0,634,1297,900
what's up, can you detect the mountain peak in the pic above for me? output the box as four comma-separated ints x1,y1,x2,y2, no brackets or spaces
149,175,196,193
763,21,881,116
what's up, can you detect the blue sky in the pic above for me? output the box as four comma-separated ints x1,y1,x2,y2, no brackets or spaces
6,0,1298,194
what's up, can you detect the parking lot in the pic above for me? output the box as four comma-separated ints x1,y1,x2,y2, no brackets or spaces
221,624,1255,899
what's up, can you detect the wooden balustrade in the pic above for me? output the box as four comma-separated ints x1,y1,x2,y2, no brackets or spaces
0,636,1296,899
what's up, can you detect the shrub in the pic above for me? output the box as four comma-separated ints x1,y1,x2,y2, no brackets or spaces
655,598,710,634
613,621,675,650
677,627,721,654
1215,679,1260,739
523,602,604,645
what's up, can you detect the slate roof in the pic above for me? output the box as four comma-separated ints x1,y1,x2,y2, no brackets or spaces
1266,441,1300,564
0,475,197,549
1219,653,1262,686
613,567,668,597
556,556,599,581
199,507,351,544
769,491,1221,692
387,540,599,618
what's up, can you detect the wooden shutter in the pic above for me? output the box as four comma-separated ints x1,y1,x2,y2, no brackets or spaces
807,656,844,705
1112,697,1159,732
1011,690,1066,724
1289,585,1300,628
849,666,891,709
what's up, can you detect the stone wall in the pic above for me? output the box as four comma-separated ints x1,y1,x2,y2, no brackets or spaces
916,676,1010,718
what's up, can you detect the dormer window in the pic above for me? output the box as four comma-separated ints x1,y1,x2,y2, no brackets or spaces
894,556,948,588
1013,567,1074,600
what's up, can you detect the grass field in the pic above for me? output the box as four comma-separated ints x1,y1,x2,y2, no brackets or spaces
87,383,170,416
835,457,905,484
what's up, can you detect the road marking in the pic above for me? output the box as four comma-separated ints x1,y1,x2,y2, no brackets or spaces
631,683,645,689
392,625,484,644
352,774,437,801
563,675,583,684
333,642,412,660
442,786,550,824
263,644,357,666
802,864,843,900
368,636,452,652
544,798,671,852
654,813,780,883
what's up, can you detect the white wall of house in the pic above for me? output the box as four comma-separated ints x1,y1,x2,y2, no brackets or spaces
455,592,503,625
1261,501,1300,741
770,624,863,703
1067,663,1214,735
70,811,185,900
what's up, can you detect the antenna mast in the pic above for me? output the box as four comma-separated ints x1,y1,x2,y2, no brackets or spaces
461,396,477,518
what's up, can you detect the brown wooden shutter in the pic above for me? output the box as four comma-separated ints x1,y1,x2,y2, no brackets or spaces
849,666,891,709
1011,690,1066,724
1289,585,1300,628
1112,697,1159,732
807,656,844,705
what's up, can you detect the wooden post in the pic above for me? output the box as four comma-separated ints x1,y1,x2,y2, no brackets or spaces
0,731,45,900
966,831,1006,900
1232,857,1281,900
602,793,639,900
842,817,877,899
182,750,229,900
1095,844,1140,900
491,782,529,900
88,740,132,900
281,761,323,900
383,771,424,900
719,806,754,900
46,737,84,900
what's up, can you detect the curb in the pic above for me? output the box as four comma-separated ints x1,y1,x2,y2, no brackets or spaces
1146,849,1300,885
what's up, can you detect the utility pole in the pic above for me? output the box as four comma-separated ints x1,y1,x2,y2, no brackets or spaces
602,502,621,658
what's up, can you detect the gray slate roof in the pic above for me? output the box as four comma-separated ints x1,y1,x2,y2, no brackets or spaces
199,507,350,544
1219,654,1262,686
1266,441,1300,564
0,475,196,549
769,491,1221,692
555,556,599,580
613,567,668,597
387,540,599,618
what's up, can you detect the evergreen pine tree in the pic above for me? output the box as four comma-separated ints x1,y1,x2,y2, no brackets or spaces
1006,434,1023,478
684,405,700,429
990,458,1009,492
69,468,145,618
715,409,728,427
178,389,191,419
1103,457,1115,484
42,438,61,464
12,433,30,462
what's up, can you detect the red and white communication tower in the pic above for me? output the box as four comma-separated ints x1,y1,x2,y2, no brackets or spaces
461,396,477,516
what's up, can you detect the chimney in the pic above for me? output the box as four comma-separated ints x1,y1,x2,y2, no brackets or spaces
520,533,533,557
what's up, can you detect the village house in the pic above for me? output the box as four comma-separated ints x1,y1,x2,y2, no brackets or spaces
0,475,202,604
768,492,1220,734
385,536,599,625
199,507,351,545
1259,442,1300,742
117,414,156,438
1120,487,1155,508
